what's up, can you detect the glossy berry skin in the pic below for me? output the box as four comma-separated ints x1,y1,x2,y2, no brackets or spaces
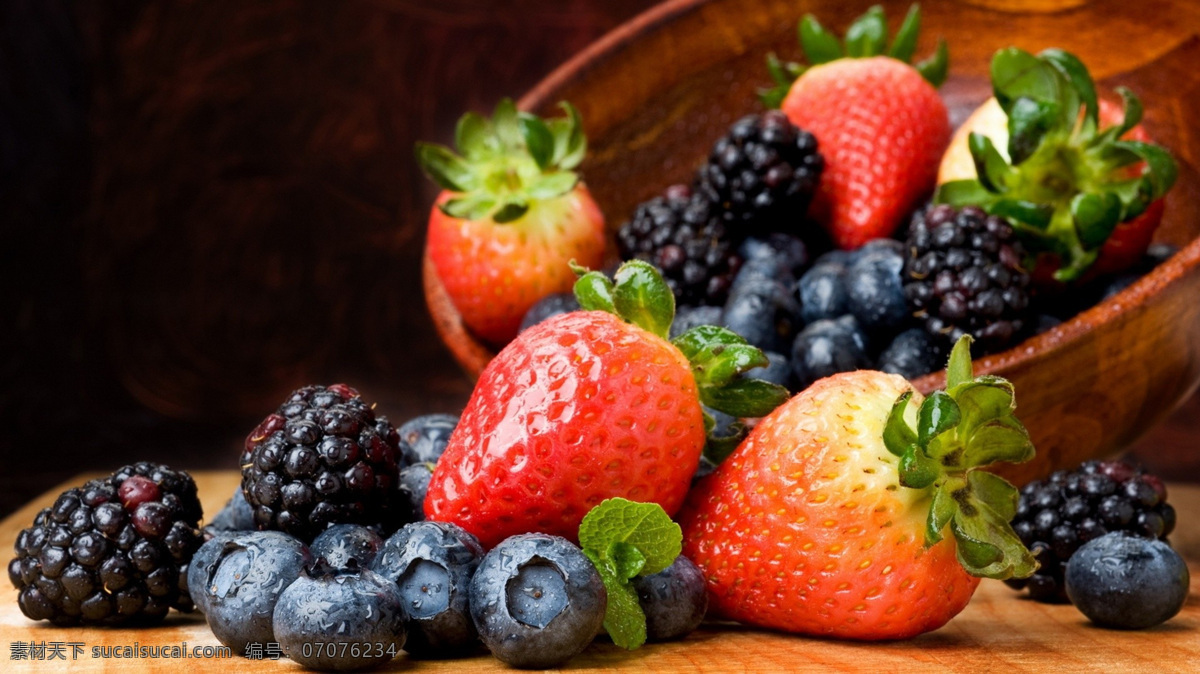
397,414,458,466
722,258,802,353
877,329,946,380
205,487,255,535
424,311,705,548
469,534,606,668
798,257,849,323
669,305,725,340
790,315,871,391
371,521,484,656
633,556,708,642
397,463,435,522
1065,532,1189,630
739,233,810,275
845,247,907,331
520,293,581,333
427,186,606,345
782,57,950,249
196,531,311,655
753,351,795,390
273,564,406,671
310,524,383,569
679,371,980,640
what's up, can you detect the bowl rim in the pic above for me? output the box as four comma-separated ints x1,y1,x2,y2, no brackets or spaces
430,0,1200,387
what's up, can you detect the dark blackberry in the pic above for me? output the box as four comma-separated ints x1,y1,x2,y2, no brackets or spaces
616,184,743,306
241,383,404,541
1005,460,1176,603
8,463,203,626
902,204,1032,354
695,111,823,236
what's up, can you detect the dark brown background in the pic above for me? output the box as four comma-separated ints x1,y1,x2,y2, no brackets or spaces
2,0,1196,519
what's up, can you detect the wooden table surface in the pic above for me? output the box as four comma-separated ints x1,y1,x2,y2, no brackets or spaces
1,471,1198,672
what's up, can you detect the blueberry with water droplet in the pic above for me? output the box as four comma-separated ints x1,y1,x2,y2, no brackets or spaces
310,524,383,569
371,521,483,656
633,555,708,641
397,414,459,466
1065,532,1189,630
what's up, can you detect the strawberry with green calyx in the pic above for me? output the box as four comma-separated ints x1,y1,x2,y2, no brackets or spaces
935,48,1178,282
578,498,683,650
418,99,606,345
424,260,789,549
762,4,952,249
679,335,1037,640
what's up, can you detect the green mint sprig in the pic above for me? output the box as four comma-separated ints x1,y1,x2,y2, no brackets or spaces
578,498,683,650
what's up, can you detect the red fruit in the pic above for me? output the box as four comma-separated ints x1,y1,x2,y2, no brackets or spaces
426,185,605,344
679,337,1037,640
424,261,789,548
417,99,607,345
782,56,950,249
118,476,161,510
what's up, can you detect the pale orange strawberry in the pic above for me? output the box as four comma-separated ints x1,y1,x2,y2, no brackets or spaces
679,337,1037,640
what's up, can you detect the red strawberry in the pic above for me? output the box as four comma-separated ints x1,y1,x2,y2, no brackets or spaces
418,99,607,345
679,336,1037,640
763,5,951,249
425,261,789,548
935,49,1177,282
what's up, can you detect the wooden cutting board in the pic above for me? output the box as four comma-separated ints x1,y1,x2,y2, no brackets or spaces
1,471,1197,672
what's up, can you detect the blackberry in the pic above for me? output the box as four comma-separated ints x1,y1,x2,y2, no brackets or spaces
241,383,404,541
617,184,743,306
902,205,1032,354
8,463,203,626
1005,460,1177,603
695,111,823,236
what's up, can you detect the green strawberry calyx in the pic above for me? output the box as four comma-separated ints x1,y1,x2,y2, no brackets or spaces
573,260,790,458
883,335,1038,580
578,498,682,650
415,98,586,223
935,48,1178,281
760,3,949,108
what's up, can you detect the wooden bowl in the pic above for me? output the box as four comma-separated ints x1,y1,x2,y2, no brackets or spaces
425,0,1200,485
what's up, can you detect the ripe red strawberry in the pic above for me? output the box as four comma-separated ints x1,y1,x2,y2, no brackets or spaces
763,5,951,249
418,99,607,345
935,48,1177,282
679,337,1037,640
425,261,789,548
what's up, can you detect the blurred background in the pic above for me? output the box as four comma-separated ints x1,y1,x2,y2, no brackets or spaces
2,0,1197,518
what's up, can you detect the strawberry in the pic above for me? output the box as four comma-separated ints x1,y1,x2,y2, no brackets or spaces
678,336,1037,640
762,5,951,249
935,48,1177,281
417,99,607,345
424,261,789,548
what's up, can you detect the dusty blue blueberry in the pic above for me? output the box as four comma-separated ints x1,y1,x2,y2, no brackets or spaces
877,329,945,380
750,350,794,390
669,305,725,340
397,414,458,466
633,556,708,641
738,233,809,274
198,531,310,655
273,560,405,671
519,293,580,333
371,521,483,657
845,248,907,331
1065,532,1189,630
204,488,255,535
798,259,848,323
187,535,232,615
723,259,801,353
397,462,435,523
791,315,871,390
310,524,383,569
470,534,606,669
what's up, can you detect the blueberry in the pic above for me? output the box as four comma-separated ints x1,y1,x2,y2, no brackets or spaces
692,455,719,483
470,534,606,668
750,351,794,390
845,248,907,331
204,488,256,535
723,260,801,352
397,462,435,523
877,329,946,380
633,556,708,641
397,414,458,466
372,521,483,656
1065,532,1189,629
198,531,311,655
310,524,383,569
670,304,726,340
791,315,871,390
855,238,905,258
187,535,233,615
738,233,809,274
273,560,405,670
519,293,580,332
798,262,848,323
1101,272,1142,300
1034,314,1062,335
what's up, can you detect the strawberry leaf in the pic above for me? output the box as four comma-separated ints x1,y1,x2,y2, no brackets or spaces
492,199,529,224
519,113,555,170
573,267,616,313
926,479,960,546
916,391,960,445
799,15,843,64
883,391,917,457
415,142,477,192
701,379,789,419
759,53,805,108
968,132,1015,191
702,409,747,465
454,112,492,160
914,39,948,88
1005,98,1059,165
887,4,921,62
844,6,887,58
1071,192,1122,248
440,193,497,221
945,335,974,389
613,261,675,339
1040,48,1098,133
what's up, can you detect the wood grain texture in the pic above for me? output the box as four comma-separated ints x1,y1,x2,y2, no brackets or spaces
1,471,1198,672
429,0,1200,488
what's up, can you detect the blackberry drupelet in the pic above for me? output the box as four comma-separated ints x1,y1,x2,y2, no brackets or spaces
241,383,404,541
1005,460,1177,603
902,205,1032,353
616,184,743,306
696,111,824,236
8,463,203,626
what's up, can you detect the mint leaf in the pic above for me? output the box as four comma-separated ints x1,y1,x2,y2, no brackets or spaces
578,498,682,650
